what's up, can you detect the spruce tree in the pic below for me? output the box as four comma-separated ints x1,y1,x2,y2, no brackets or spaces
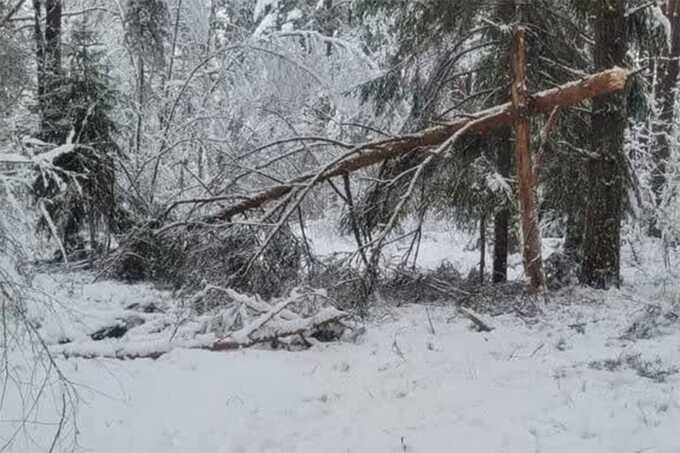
33,23,118,255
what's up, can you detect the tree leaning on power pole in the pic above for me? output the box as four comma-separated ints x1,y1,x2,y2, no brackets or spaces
511,26,545,294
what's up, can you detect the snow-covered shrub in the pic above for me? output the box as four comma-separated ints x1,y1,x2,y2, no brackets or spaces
0,170,78,451
106,224,302,300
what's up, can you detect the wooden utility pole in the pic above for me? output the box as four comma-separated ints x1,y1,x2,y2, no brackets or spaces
511,26,545,294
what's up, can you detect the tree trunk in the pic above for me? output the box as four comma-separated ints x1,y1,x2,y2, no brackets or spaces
33,0,61,141
32,0,45,126
511,26,545,294
563,209,584,259
581,0,627,288
135,57,145,161
493,127,512,283
650,0,680,236
323,0,333,57
480,213,486,285
44,0,60,78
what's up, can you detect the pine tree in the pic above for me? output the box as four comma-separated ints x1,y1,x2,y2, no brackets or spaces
33,23,119,255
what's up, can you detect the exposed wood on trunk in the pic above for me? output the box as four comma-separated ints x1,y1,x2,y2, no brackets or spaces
511,26,545,294
200,67,629,224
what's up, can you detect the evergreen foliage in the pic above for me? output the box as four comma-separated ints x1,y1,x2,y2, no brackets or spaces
33,24,118,253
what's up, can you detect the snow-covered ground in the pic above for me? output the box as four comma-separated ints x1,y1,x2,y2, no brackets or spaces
3,225,680,453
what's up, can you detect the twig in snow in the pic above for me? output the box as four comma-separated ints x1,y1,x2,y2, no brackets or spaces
425,306,436,335
392,333,406,361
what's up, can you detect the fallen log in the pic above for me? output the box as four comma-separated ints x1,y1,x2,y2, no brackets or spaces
211,307,349,351
202,67,629,223
57,308,349,360
55,288,350,360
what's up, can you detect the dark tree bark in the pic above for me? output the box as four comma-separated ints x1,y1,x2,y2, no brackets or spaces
650,0,680,236
32,0,62,141
32,0,45,121
493,127,512,284
44,0,60,77
581,0,627,288
135,58,145,158
323,0,333,57
480,213,486,285
563,209,584,258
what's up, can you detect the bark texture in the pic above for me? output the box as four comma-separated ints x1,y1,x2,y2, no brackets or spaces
581,0,627,288
511,26,545,294
32,0,62,140
492,128,512,283
651,0,680,236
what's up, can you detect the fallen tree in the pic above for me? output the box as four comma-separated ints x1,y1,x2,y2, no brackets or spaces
194,67,628,224
55,286,352,360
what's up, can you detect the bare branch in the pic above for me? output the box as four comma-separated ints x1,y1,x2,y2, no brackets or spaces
0,0,27,28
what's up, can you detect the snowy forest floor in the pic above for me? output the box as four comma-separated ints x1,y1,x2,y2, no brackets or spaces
3,224,680,453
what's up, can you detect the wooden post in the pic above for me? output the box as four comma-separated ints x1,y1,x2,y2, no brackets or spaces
511,26,545,294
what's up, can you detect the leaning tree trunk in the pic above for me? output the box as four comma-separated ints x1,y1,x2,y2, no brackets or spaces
199,67,629,225
650,0,680,236
581,0,627,289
